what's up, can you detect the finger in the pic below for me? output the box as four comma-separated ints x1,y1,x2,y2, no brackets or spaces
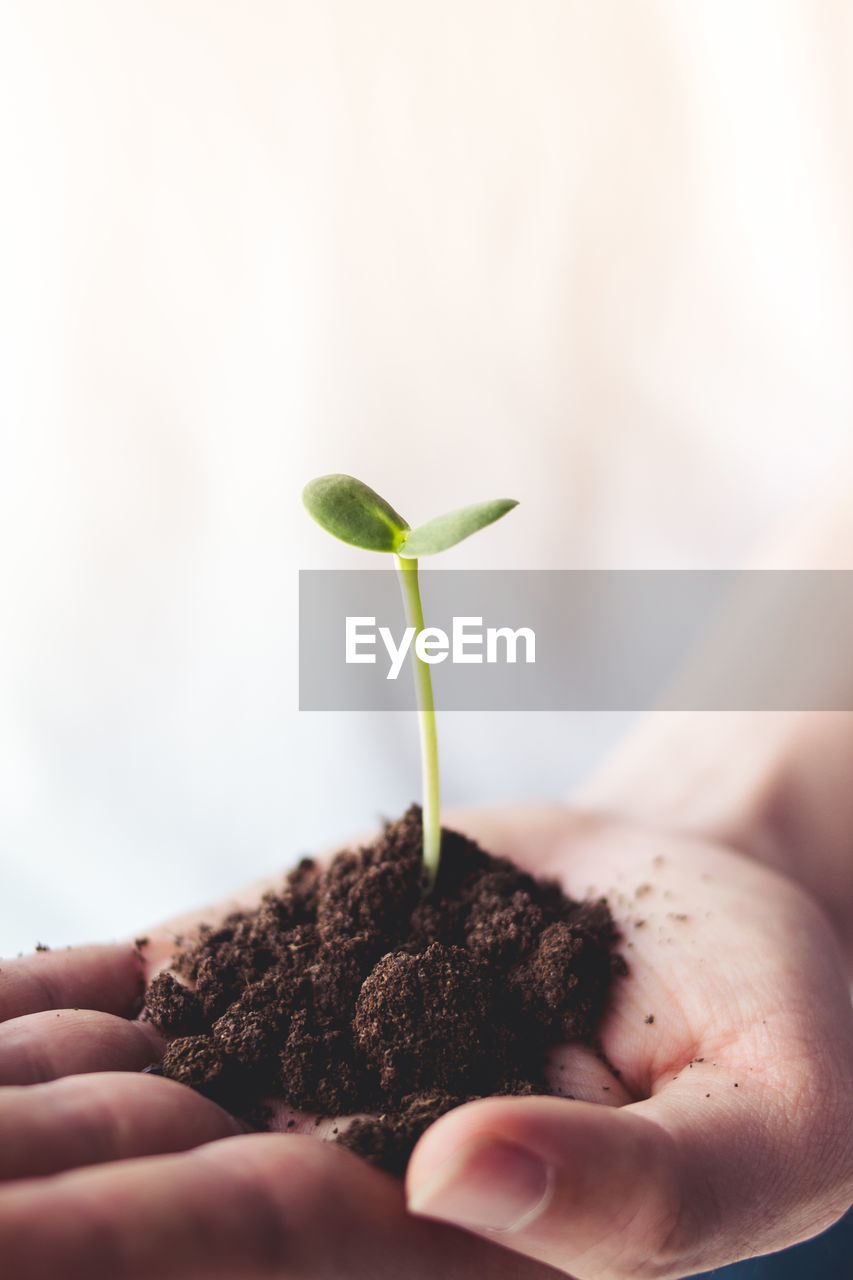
0,1072,244,1181
544,1043,634,1107
0,944,144,1023
0,1009,164,1084
407,1095,686,1278
406,1072,853,1279
0,1133,562,1280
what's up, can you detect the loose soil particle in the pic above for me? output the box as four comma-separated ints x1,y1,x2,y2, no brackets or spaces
142,806,625,1175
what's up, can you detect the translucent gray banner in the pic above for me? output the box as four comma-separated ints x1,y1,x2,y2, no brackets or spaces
298,570,853,711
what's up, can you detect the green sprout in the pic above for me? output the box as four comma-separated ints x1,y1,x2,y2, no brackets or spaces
302,474,517,885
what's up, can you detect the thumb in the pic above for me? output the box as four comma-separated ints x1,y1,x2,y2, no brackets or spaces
406,1096,690,1279
405,1089,847,1280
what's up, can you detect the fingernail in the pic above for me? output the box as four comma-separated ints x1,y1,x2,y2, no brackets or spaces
408,1138,553,1233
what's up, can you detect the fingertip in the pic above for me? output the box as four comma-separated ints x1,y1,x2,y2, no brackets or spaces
408,1134,554,1234
0,944,146,1023
0,1071,247,1181
0,1009,166,1085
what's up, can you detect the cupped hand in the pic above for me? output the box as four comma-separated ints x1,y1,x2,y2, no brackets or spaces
406,808,853,1278
1,808,851,1280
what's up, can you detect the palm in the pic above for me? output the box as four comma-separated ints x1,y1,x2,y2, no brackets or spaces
424,809,853,1273
1,808,851,1280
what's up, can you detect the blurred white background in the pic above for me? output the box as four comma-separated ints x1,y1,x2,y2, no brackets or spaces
2,1,853,955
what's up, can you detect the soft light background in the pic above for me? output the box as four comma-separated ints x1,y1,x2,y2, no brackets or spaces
2,1,853,955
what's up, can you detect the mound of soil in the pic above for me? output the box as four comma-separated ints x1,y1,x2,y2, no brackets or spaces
142,807,625,1176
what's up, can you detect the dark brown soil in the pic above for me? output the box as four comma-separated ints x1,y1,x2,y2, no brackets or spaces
142,807,625,1176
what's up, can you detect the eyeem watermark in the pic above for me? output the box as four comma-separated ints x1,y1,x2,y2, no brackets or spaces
346,615,536,680
300,569,853,710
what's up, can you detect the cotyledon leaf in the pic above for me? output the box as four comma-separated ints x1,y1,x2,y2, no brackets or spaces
396,498,518,558
302,474,409,552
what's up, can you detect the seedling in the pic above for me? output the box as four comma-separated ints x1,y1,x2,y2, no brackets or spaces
302,474,517,885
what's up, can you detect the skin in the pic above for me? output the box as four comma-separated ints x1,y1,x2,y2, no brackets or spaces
0,806,851,1280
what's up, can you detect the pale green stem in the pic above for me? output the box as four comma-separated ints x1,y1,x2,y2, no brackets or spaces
395,554,441,884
